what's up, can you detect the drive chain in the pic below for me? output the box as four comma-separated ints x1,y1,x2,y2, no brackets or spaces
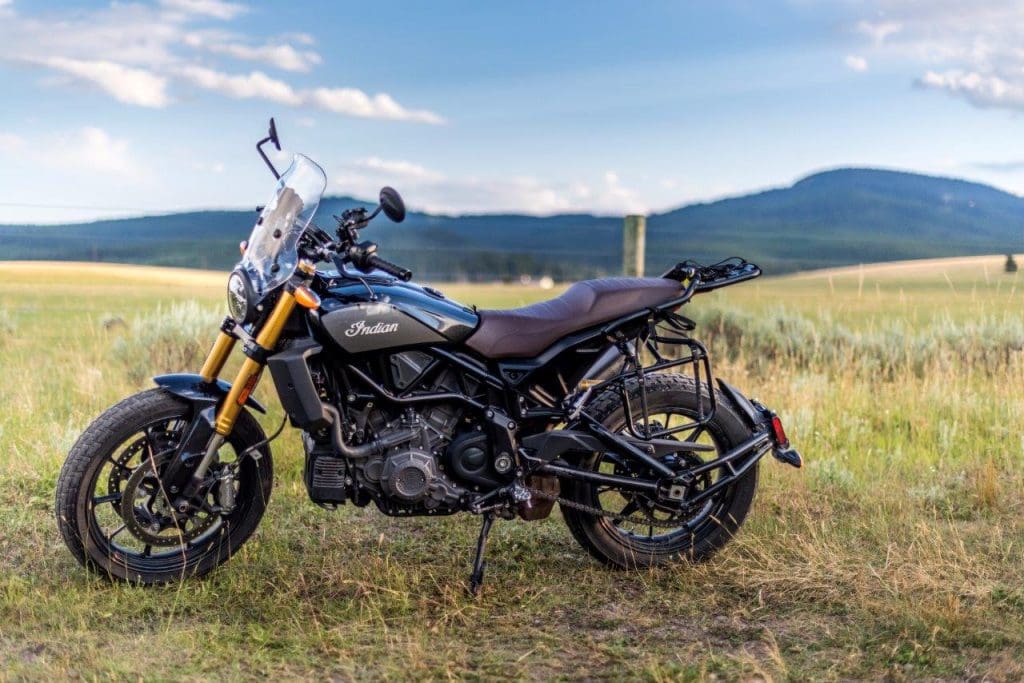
526,486,690,529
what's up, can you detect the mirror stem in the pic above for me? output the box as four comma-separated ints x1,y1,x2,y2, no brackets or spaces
256,135,281,180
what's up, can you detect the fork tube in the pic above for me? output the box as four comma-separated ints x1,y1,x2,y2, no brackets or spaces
199,331,236,383
214,289,297,436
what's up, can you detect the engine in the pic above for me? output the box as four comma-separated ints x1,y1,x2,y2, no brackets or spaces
303,351,491,515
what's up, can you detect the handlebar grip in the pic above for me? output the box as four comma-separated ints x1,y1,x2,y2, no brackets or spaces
366,254,413,281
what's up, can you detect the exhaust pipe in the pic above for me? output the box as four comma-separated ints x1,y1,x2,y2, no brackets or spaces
322,404,416,459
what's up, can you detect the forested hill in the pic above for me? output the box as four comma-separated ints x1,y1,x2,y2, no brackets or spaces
3,168,1022,279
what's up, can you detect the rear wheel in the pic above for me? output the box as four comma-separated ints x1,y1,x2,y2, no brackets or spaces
561,374,759,568
56,389,273,583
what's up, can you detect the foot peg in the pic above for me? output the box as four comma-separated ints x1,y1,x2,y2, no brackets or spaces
468,513,494,596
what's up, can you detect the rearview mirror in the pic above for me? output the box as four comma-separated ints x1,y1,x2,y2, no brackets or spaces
268,117,281,151
379,186,406,223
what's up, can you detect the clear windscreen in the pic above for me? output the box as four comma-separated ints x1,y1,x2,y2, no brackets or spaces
240,154,327,295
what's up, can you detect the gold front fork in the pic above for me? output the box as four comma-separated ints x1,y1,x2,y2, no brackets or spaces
199,330,236,383
214,289,297,436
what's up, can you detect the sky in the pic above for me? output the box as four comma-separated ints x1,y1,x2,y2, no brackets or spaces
3,0,1024,223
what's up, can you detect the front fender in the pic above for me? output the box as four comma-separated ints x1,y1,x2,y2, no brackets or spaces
153,373,267,414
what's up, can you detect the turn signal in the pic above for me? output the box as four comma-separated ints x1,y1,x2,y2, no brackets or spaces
239,240,248,255
294,285,321,310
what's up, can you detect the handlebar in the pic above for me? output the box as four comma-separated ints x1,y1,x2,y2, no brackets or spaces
316,239,414,282
365,254,413,282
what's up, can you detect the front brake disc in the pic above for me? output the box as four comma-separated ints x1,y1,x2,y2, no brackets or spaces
118,454,217,547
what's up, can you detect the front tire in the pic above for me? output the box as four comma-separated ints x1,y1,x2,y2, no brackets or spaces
56,389,273,583
561,374,759,569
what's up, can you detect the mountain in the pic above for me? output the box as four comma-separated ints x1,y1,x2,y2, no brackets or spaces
647,168,1024,273
2,168,1022,279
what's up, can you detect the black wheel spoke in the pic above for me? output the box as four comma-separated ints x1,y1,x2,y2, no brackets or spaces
92,493,121,506
619,498,640,518
108,523,127,540
106,456,131,473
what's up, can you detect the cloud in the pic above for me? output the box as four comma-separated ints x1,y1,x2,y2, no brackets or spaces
307,88,445,124
354,157,445,182
176,65,300,104
0,2,444,123
282,32,316,46
337,157,645,215
844,54,868,72
856,20,901,44
159,0,247,20
183,32,321,72
852,2,1024,113
203,41,321,72
918,70,1024,108
177,66,446,123
54,127,139,175
41,57,170,107
0,126,142,177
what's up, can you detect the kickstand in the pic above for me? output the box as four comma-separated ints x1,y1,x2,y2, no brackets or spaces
468,513,495,596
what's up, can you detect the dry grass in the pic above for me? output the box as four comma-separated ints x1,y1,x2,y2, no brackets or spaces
1,259,1023,680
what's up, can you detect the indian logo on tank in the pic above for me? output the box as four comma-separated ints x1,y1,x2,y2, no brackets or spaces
345,320,399,337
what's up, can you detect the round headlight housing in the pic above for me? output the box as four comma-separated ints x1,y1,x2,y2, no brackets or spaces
227,269,254,323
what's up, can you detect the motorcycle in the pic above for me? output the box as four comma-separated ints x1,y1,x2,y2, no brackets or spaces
56,119,801,593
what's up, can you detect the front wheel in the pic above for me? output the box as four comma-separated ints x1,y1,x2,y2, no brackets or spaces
56,389,273,583
561,374,759,569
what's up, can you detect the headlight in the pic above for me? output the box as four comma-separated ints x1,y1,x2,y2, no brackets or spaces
227,269,254,323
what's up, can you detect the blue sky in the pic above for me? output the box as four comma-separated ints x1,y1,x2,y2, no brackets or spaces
3,0,1024,223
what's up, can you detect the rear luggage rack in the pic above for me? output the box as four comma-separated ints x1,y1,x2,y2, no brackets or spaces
663,257,762,292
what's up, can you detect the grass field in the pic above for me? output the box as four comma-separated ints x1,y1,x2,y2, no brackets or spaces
2,257,1024,680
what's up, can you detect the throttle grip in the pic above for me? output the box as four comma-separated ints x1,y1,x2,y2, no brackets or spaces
367,255,413,281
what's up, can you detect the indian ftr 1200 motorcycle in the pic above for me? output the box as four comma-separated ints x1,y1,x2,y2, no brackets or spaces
56,119,801,593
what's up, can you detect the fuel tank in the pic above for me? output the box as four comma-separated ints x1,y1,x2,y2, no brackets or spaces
314,277,479,354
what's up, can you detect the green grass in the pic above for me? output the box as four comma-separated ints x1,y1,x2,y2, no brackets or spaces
2,258,1024,680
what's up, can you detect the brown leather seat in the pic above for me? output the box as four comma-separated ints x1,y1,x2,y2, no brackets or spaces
465,277,683,359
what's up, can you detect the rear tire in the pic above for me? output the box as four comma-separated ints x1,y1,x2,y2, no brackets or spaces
561,374,758,569
56,389,273,583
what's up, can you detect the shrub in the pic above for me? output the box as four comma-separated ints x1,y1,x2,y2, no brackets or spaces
0,308,16,348
681,304,1024,378
112,300,221,383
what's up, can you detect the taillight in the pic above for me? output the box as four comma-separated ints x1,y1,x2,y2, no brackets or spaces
770,414,789,448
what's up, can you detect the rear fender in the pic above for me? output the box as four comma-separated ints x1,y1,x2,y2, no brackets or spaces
716,378,763,429
717,378,802,468
153,373,267,414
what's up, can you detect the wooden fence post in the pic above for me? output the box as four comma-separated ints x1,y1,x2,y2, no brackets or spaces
623,214,646,277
